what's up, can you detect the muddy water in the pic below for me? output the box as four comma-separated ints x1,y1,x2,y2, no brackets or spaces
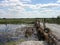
0,24,38,42
1,24,60,45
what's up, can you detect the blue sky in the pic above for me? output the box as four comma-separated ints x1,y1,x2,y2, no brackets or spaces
0,0,60,18
31,0,57,4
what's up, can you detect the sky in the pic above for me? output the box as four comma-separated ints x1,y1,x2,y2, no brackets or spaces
0,0,60,18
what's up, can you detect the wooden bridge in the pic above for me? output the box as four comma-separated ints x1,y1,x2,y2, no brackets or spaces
25,19,60,45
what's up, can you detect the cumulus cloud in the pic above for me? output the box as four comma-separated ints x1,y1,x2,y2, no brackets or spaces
0,0,60,9
0,0,60,18
20,0,32,3
16,3,60,10
57,0,60,3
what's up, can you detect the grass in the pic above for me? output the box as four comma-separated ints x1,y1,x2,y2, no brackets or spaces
6,41,17,45
0,18,35,24
0,43,3,45
0,18,60,24
0,41,17,45
5,39,25,45
0,39,25,45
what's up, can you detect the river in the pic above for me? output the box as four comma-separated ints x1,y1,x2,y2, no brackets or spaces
0,24,38,43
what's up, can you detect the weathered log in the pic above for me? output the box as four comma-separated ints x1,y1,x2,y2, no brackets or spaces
34,20,58,45
25,27,34,38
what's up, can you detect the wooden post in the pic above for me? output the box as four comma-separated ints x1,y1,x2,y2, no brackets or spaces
43,18,46,29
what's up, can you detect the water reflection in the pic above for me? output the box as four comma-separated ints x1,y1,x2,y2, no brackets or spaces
0,24,26,32
0,24,27,42
0,24,38,43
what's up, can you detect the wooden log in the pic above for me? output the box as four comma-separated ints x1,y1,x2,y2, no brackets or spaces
34,19,58,45
25,27,34,38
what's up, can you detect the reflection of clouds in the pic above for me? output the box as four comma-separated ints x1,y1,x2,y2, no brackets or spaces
0,24,26,32
0,24,6,29
20,24,26,27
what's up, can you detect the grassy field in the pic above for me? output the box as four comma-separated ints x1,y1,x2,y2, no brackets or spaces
0,18,42,24
0,39,25,45
0,18,60,24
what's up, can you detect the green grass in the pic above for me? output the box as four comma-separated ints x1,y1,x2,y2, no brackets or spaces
0,39,25,45
6,41,17,45
0,18,36,24
0,43,3,45
0,18,60,24
0,41,16,45
4,39,25,45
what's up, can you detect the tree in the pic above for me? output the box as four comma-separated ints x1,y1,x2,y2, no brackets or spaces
57,16,60,24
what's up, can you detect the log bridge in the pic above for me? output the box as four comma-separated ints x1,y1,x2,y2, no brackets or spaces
34,19,59,45
25,19,60,45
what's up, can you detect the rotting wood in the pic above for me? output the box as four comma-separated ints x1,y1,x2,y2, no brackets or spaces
34,19,58,45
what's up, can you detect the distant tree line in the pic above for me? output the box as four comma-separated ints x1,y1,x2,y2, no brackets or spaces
45,16,60,24
0,16,60,24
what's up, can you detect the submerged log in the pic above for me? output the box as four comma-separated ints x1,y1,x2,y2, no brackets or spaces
25,27,34,38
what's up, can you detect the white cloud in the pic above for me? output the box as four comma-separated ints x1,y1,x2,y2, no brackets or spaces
20,3,60,9
57,0,60,3
0,0,60,18
21,0,32,2
20,0,31,4
0,0,60,9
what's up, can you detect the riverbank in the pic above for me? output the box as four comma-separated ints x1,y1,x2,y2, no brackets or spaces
0,18,60,24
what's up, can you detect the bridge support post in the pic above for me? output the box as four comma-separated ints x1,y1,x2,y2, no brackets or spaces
43,18,46,29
